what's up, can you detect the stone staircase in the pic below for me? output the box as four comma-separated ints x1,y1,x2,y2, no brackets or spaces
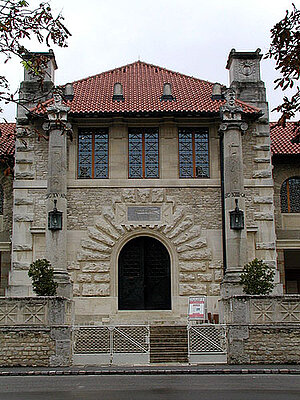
150,325,188,363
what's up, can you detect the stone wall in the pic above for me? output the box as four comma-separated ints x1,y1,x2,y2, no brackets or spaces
0,297,74,367
0,328,55,366
221,295,300,364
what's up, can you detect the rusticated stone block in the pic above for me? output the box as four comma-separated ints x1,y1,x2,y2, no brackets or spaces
13,244,32,251
179,273,196,282
14,214,34,222
77,274,92,283
179,283,207,296
81,262,110,272
82,283,109,296
14,198,34,206
179,262,207,272
252,170,272,178
67,261,80,271
197,273,213,282
254,212,273,221
214,269,223,282
94,273,110,283
73,284,80,297
253,196,273,204
152,188,164,203
253,144,270,151
255,242,276,250
209,283,220,296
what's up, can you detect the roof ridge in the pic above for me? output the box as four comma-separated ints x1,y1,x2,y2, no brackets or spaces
68,60,215,86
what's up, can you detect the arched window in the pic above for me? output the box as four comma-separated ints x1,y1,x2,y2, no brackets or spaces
0,185,3,215
118,236,171,310
280,177,300,213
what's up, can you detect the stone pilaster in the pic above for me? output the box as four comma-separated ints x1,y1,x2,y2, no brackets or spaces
219,89,248,297
226,49,280,294
44,93,72,298
9,52,57,296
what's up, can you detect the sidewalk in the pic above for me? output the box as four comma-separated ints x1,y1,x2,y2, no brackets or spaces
1,364,300,376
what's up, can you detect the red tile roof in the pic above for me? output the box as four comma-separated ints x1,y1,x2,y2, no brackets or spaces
65,61,260,115
270,122,300,155
0,122,15,156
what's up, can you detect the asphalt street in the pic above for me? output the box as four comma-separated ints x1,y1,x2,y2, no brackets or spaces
0,374,300,400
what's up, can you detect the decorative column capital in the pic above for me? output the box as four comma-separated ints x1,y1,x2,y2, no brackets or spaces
42,91,71,132
219,121,248,134
219,88,248,134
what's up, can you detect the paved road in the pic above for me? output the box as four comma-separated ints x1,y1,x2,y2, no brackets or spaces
0,374,300,400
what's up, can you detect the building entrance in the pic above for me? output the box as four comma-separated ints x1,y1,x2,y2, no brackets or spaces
118,236,171,310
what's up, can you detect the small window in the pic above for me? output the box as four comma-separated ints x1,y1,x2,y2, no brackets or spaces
280,177,300,213
128,129,159,178
78,129,109,179
178,128,209,178
161,83,174,101
113,83,124,101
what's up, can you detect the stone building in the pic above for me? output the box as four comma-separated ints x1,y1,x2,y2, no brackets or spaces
1,48,299,331
271,122,300,293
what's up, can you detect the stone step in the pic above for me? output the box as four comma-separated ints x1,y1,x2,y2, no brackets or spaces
150,325,188,364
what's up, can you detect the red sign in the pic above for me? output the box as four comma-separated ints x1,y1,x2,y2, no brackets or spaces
188,297,206,320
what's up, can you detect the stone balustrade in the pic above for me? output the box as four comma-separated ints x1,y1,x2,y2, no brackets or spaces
220,295,300,364
0,297,74,367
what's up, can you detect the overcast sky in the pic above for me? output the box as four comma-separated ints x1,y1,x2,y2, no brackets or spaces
1,0,296,121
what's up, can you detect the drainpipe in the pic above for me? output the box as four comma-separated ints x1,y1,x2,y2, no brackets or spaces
219,131,227,274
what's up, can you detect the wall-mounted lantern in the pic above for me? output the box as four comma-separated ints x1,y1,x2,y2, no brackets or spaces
230,199,244,230
48,199,63,230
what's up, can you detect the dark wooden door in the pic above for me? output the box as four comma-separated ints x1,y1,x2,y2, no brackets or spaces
118,237,171,310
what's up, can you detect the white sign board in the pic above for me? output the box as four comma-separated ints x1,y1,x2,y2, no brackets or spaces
188,296,206,320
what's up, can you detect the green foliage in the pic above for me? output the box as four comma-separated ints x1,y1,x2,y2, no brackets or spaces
265,3,300,134
240,258,275,295
28,258,57,296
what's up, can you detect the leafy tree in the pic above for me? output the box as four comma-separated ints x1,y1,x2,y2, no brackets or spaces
28,258,58,296
0,0,71,115
240,258,275,295
265,3,300,136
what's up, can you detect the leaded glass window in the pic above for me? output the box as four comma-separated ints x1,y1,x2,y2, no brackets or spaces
129,129,159,178
178,128,209,178
280,177,300,213
78,129,109,179
0,185,3,215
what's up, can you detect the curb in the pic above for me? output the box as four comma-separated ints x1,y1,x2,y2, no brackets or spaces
0,368,300,376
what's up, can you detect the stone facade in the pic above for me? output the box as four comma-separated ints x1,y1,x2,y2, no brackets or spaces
4,49,283,328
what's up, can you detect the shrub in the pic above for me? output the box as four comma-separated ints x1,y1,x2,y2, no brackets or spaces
28,259,58,296
240,258,275,295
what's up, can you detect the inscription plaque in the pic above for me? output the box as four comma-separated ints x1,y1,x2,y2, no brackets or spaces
127,206,161,222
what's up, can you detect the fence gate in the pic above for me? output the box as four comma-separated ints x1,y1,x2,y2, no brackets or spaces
73,325,150,365
188,324,227,364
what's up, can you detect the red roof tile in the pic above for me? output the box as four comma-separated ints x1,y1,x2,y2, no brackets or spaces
270,122,300,155
0,122,15,156
66,61,260,115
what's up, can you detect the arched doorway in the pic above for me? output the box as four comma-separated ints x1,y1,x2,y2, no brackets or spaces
118,236,171,310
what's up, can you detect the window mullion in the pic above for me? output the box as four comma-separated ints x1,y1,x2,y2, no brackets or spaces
92,134,95,179
287,179,291,213
142,133,145,178
192,133,196,178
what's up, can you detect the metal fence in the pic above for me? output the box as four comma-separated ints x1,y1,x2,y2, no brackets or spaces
73,325,150,365
188,324,227,364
